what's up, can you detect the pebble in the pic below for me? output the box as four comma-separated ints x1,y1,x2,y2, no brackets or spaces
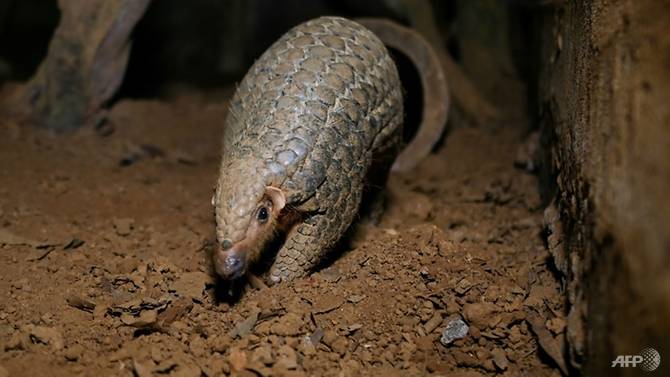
508,325,522,344
120,310,157,327
172,271,212,300
424,312,443,333
546,316,566,334
206,356,229,376
64,344,85,361
440,317,469,345
331,337,348,356
172,363,202,377
228,348,247,372
24,325,64,350
401,192,433,220
321,330,338,348
11,278,29,291
275,345,298,369
113,218,134,236
270,313,303,336
491,347,509,370
251,345,275,365
132,358,153,377
188,335,207,357
150,346,165,363
4,332,25,351
41,313,53,325
299,336,316,355
462,302,499,328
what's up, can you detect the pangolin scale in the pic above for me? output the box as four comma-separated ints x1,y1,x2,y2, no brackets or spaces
213,16,447,283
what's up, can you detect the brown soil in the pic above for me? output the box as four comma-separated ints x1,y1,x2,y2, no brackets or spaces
0,94,565,376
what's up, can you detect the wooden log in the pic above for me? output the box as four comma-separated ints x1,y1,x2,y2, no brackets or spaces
16,0,150,131
403,0,501,126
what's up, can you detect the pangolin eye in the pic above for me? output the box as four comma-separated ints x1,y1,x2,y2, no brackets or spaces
221,239,232,250
257,207,269,223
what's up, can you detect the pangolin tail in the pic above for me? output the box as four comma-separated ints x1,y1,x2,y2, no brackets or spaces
355,18,450,172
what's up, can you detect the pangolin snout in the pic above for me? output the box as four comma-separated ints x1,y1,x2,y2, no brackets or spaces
214,246,246,280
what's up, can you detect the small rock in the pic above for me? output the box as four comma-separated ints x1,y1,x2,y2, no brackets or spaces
41,313,53,325
228,348,247,372
346,295,366,304
345,323,362,334
150,346,165,363
321,329,338,348
171,320,188,333
452,349,479,367
401,192,433,220
172,363,202,377
312,294,343,314
462,302,499,329
415,336,434,352
172,271,212,300
527,311,568,375
424,312,443,333
25,325,64,350
300,336,316,355
440,317,469,346
491,347,508,370
156,298,193,328
132,359,153,377
444,371,487,377
108,348,130,362
120,309,157,327
270,313,304,336
205,356,229,376
383,228,399,236
277,371,306,377
188,335,207,357
546,316,566,335
227,310,259,339
64,344,85,361
4,331,26,351
208,335,232,353
153,360,178,373
331,337,348,356
523,285,552,308
66,295,96,313
251,345,275,365
338,359,360,377
113,218,134,236
275,345,298,370
309,327,324,346
454,278,474,295
12,278,29,291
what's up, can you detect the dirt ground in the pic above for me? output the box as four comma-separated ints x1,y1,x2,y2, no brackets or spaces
0,93,566,376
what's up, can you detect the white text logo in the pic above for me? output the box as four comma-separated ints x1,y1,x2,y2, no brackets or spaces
611,348,661,372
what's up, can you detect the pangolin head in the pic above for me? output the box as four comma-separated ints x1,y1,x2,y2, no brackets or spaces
212,159,285,280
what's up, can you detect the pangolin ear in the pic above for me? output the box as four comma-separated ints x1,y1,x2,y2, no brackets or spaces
265,186,286,211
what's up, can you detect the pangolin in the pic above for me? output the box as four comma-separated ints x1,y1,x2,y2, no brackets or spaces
212,16,449,283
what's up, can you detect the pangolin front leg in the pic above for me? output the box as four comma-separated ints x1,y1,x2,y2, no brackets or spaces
269,213,332,282
270,182,363,283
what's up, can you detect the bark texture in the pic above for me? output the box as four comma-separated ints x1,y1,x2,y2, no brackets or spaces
19,0,150,131
538,0,670,374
